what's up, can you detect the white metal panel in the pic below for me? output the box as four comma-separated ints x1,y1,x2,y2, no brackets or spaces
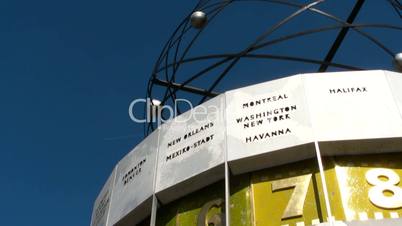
95,70,402,225
108,130,159,226
304,70,402,142
225,74,314,174
90,168,116,226
385,70,402,118
155,95,226,203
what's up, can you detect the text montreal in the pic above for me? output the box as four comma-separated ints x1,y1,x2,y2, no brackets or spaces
242,94,288,109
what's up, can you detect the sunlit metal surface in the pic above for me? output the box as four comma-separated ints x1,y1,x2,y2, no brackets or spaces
271,174,312,219
251,159,326,226
366,168,402,209
334,154,402,222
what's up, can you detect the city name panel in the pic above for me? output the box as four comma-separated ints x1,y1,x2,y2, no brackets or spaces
91,70,402,226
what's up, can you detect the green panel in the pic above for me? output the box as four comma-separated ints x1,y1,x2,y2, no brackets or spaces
156,181,225,226
230,174,253,226
153,153,402,226
251,158,330,226
333,153,402,221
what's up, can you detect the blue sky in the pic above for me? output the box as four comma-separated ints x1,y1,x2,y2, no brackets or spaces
0,1,400,226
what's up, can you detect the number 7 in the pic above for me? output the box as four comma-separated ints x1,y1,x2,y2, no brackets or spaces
271,174,312,219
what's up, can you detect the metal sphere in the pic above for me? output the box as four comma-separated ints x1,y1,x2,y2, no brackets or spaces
150,99,162,118
190,11,207,29
394,52,402,72
151,99,161,106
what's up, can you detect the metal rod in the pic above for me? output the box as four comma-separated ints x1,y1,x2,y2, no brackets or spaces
150,194,158,226
314,141,334,226
150,127,162,226
199,0,325,104
224,161,230,226
152,78,219,97
318,0,365,72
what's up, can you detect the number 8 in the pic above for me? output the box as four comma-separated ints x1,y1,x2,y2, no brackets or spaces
365,168,402,209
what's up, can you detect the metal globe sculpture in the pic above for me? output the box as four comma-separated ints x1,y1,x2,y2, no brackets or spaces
145,0,402,134
90,2,402,226
190,11,208,29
